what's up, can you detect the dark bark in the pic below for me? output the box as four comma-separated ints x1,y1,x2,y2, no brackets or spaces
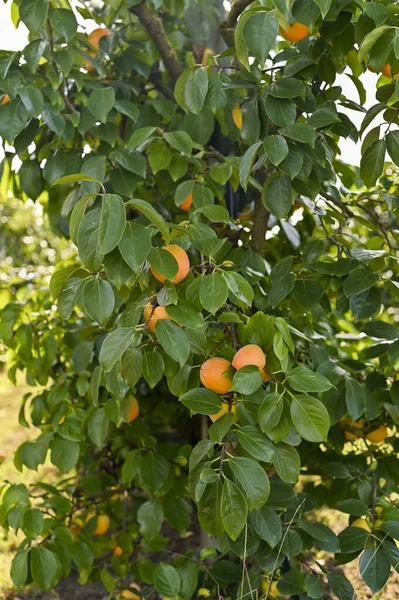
129,1,182,83
218,0,253,46
251,196,269,254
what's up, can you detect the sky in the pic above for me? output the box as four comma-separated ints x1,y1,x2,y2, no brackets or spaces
0,2,384,166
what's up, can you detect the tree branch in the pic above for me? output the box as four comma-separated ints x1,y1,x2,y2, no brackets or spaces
218,0,253,47
251,196,269,254
129,1,182,83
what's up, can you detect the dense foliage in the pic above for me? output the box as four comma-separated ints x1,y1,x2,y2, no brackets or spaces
1,0,399,598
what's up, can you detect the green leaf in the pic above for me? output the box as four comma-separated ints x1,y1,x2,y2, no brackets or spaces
361,320,398,340
19,0,48,33
308,107,340,128
155,320,190,366
18,86,44,117
71,541,93,570
287,366,333,393
126,199,169,242
140,453,170,490
0,101,28,142
291,395,330,442
209,412,235,444
99,328,138,372
242,10,278,66
279,123,316,147
198,480,224,535
53,174,102,187
179,388,222,415
142,350,164,388
229,457,270,511
387,130,399,165
196,204,230,223
128,126,158,150
267,78,306,99
361,548,391,593
221,478,247,541
22,508,44,538
336,499,369,516
76,208,103,271
163,131,194,155
58,277,85,320
149,247,179,281
110,150,147,178
360,139,386,187
30,547,58,590
232,365,263,395
199,273,229,314
262,173,292,218
358,25,393,62
239,141,262,191
236,425,275,462
49,265,82,300
192,185,214,208
137,498,163,538
87,407,109,447
185,67,208,114
343,268,379,297
49,8,77,41
273,443,300,484
118,221,151,271
50,438,80,472
258,393,284,433
263,135,289,166
265,96,296,127
313,0,332,16
222,271,254,306
88,87,115,122
99,194,126,254
166,301,204,329
278,571,306,596
249,506,282,548
11,551,29,588
114,99,139,122
82,277,114,326
327,570,355,600
345,378,366,421
177,560,198,600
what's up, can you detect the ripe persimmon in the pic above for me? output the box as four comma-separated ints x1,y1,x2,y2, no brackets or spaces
113,545,123,556
83,27,111,71
366,424,387,444
232,344,266,371
87,513,110,535
88,27,111,49
150,244,190,284
144,303,172,332
1,94,10,105
127,396,139,422
382,63,392,78
200,357,232,394
180,193,192,211
342,418,364,441
209,400,237,422
232,103,243,130
280,22,310,42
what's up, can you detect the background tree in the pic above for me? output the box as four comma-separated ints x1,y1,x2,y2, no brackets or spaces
0,0,399,599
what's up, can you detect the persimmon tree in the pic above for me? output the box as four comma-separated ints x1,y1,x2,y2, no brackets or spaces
1,0,399,598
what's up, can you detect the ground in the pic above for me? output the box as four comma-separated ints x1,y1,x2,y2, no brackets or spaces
0,371,398,600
